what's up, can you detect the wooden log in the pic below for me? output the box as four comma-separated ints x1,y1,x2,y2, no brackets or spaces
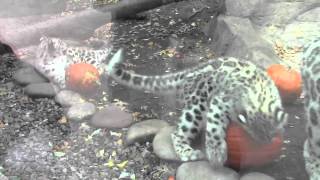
0,10,112,49
0,0,181,49
99,0,180,19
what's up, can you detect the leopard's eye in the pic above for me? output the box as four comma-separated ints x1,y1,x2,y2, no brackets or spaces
237,114,247,124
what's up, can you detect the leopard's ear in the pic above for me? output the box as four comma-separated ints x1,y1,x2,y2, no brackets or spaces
275,108,286,122
275,108,288,128
280,111,288,127
39,36,47,42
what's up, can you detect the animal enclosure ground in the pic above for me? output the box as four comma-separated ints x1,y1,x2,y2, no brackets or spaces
0,1,313,179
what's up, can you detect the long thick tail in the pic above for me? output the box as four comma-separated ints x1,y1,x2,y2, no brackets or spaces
104,49,210,93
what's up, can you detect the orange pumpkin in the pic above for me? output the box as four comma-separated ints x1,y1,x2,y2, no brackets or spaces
267,64,302,103
168,176,175,180
66,63,100,93
226,122,283,169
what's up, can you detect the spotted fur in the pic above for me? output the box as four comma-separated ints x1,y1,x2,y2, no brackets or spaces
35,36,112,88
301,37,320,180
105,49,288,167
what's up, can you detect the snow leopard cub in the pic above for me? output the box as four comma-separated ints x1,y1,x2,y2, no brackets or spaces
301,37,320,180
104,49,288,167
35,36,112,88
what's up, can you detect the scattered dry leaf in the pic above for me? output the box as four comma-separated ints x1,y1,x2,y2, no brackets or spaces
105,159,115,167
97,106,105,110
116,160,128,169
0,121,5,128
110,131,122,137
102,96,108,102
132,112,141,121
147,41,154,47
53,141,71,152
159,48,177,58
79,122,90,130
96,149,105,158
116,139,123,146
206,52,215,59
53,151,66,157
58,116,68,124
273,40,303,71
111,150,117,157
274,41,303,57
85,129,102,142
112,99,128,110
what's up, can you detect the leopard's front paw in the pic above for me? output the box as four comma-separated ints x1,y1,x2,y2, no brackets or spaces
171,133,205,162
206,140,227,167
180,149,205,162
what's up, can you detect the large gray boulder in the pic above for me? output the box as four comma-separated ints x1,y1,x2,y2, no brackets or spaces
204,15,281,68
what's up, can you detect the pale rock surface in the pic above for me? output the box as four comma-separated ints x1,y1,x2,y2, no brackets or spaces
126,119,170,145
176,161,239,180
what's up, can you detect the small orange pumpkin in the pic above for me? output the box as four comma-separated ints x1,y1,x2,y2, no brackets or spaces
267,64,302,103
66,63,100,93
226,122,283,169
168,175,175,180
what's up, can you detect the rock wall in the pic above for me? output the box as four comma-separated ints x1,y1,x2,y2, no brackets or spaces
202,0,319,68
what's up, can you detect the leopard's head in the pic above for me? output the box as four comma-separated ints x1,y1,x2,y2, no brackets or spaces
236,98,288,144
36,36,67,60
237,109,288,144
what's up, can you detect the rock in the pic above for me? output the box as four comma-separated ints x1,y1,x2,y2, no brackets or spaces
225,1,318,25
152,126,180,161
0,0,66,17
33,176,50,180
13,67,48,86
207,15,281,68
67,102,96,122
0,42,13,55
152,125,207,161
225,0,266,17
4,82,14,90
240,172,275,180
177,1,211,20
126,119,170,145
17,60,35,69
202,0,225,13
176,161,239,180
55,90,85,107
89,105,132,129
24,83,57,98
0,175,9,180
262,20,319,55
0,176,8,180
251,2,318,26
296,7,320,22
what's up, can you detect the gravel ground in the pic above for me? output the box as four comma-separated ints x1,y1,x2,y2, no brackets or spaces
0,52,179,180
